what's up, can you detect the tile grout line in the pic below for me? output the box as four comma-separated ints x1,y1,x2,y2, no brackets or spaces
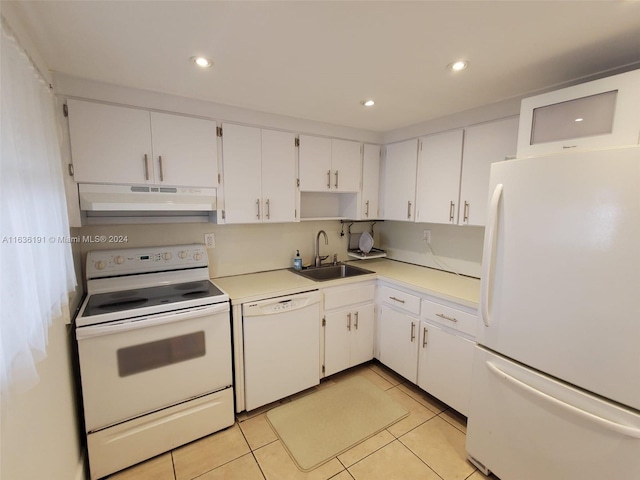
236,417,270,480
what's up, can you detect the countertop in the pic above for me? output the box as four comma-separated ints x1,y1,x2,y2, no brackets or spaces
213,258,480,309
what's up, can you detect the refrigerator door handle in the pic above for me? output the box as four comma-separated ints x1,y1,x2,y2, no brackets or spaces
481,183,503,327
486,362,640,439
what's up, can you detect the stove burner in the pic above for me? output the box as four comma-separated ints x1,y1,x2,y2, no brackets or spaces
182,290,211,298
98,298,148,310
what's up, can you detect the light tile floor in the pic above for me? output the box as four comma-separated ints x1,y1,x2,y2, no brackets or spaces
107,361,499,480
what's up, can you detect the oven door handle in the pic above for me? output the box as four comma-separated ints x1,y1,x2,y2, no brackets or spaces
76,303,229,340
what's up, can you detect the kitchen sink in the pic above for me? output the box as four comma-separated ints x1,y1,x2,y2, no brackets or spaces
290,263,374,281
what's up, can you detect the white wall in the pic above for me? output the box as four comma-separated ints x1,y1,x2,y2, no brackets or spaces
0,311,83,480
378,221,484,278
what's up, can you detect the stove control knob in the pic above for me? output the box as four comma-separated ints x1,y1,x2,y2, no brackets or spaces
178,250,188,259
163,252,172,261
193,252,203,261
114,256,125,265
95,260,106,270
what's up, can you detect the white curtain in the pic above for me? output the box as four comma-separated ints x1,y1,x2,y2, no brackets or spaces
0,18,77,393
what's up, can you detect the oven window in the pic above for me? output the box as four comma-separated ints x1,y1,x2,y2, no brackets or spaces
117,331,206,377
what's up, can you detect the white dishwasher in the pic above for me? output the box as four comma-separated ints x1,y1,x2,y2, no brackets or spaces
243,291,321,411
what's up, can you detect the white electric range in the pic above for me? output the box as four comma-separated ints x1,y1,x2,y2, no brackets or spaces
75,244,234,480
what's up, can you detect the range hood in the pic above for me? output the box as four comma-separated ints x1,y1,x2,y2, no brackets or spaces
78,184,217,224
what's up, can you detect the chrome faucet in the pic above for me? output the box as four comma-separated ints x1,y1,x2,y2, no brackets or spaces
315,230,329,267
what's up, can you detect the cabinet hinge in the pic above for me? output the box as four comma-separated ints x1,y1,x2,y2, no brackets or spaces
63,104,68,117
322,317,326,327
296,178,300,187
322,365,325,374
68,163,74,176
221,210,226,220
295,208,297,219
216,126,223,137
218,173,221,184
295,137,300,147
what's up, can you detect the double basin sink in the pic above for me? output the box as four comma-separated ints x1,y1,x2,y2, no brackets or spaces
290,263,373,282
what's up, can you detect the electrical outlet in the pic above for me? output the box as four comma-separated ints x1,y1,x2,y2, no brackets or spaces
423,230,431,243
204,233,215,248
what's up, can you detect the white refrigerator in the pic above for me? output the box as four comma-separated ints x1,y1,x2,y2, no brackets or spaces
466,146,640,480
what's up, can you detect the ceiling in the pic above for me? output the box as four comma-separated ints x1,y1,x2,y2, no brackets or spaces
8,1,640,132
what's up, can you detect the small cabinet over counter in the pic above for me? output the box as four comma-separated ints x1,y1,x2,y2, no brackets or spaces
299,135,362,192
67,99,219,188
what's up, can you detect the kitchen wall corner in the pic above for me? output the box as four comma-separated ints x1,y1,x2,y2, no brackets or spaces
378,221,484,278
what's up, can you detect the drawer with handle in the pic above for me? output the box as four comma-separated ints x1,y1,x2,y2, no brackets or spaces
421,298,477,338
379,285,421,316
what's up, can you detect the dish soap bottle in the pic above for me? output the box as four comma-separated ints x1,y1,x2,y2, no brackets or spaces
293,250,302,270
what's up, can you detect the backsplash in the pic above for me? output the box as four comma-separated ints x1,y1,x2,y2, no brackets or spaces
74,220,352,280
378,221,484,278
73,219,483,282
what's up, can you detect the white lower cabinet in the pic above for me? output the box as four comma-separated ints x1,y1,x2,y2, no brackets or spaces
323,281,375,377
377,283,478,415
417,322,475,416
378,305,419,383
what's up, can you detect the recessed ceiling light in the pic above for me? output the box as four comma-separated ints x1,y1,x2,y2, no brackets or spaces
575,117,584,122
447,60,469,72
191,56,213,68
361,99,375,107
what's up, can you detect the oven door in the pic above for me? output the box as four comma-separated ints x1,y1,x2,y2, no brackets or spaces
76,302,231,432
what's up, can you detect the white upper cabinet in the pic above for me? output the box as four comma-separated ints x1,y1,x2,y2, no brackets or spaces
221,124,262,224
415,130,464,224
361,144,381,219
261,129,297,223
149,112,219,188
382,139,418,221
408,117,518,226
459,117,518,226
330,139,362,192
67,99,218,187
222,124,296,224
299,135,361,192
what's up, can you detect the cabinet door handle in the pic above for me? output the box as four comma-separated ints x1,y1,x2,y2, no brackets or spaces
327,170,331,189
389,296,405,304
407,201,412,219
449,201,455,222
463,201,469,223
410,322,416,342
365,200,370,218
347,312,351,331
334,170,339,189
143,154,150,180
354,311,359,330
422,327,428,347
256,199,261,219
436,313,458,323
158,155,164,182
265,199,270,219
